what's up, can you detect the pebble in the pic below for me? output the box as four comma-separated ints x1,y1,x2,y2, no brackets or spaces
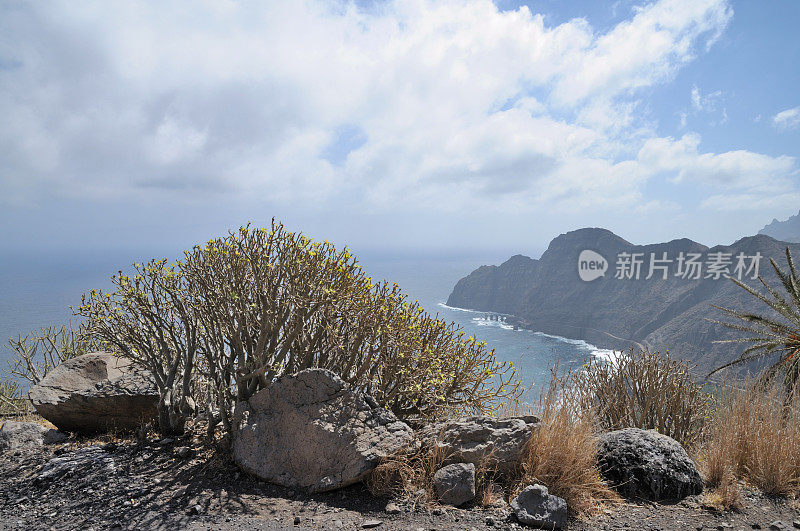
793,522,800,530
174,446,193,458
769,522,789,531
486,515,496,526
384,502,401,515
293,516,301,525
362,520,382,529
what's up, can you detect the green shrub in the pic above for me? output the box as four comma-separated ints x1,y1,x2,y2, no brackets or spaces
78,260,199,435
711,247,800,391
80,220,522,435
6,323,104,386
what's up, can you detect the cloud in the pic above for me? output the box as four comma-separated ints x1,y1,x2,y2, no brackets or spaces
0,0,793,220
773,106,800,130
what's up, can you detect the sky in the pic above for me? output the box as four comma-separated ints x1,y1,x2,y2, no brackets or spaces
1,0,799,258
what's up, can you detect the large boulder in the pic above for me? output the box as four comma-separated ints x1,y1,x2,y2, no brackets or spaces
433,462,476,506
231,369,414,493
511,484,568,529
419,415,539,474
597,428,703,501
0,421,66,453
29,352,158,433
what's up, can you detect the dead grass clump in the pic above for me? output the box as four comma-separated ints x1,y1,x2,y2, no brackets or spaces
702,466,743,512
516,373,620,516
572,349,709,448
367,438,504,508
700,380,800,497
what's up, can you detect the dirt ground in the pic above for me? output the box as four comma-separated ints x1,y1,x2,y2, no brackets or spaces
0,428,798,531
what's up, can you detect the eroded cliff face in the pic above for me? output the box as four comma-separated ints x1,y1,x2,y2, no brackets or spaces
447,228,800,375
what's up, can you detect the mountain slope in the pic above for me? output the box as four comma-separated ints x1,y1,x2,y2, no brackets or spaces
447,228,800,375
759,210,800,243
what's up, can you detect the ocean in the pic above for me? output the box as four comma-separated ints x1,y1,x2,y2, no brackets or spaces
0,247,611,396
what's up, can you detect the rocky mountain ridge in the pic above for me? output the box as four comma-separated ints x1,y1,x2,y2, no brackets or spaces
447,228,800,375
760,209,800,243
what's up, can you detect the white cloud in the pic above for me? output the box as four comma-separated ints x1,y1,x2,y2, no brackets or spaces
773,106,800,130
0,0,794,219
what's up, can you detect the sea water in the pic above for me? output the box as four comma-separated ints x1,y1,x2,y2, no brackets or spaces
0,247,612,396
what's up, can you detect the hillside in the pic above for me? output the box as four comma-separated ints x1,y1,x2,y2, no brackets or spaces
447,228,800,375
759,210,800,243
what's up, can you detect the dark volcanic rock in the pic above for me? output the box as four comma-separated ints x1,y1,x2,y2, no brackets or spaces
29,352,159,433
231,369,413,493
597,428,703,501
432,462,476,507
510,484,567,529
447,228,800,375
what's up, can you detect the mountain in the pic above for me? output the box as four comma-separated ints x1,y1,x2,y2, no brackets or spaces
759,210,800,243
447,228,800,376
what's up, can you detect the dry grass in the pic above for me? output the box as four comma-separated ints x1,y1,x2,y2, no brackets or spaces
571,349,709,448
702,467,743,512
516,373,621,516
700,379,800,497
367,432,505,507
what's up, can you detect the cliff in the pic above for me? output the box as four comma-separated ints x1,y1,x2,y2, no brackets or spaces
447,228,800,375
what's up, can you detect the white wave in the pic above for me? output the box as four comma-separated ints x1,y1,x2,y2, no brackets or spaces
471,317,515,330
438,302,615,361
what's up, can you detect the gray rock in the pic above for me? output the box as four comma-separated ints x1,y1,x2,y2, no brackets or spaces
37,445,116,481
175,446,193,458
0,421,66,452
433,462,476,506
231,369,413,493
510,484,567,529
419,415,539,473
29,352,159,433
597,428,703,501
384,502,401,514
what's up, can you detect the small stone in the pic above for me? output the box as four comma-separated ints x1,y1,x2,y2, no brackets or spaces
362,520,382,529
293,516,301,525
769,523,788,531
159,437,175,445
485,515,496,526
433,462,476,507
174,446,192,458
187,504,202,515
432,507,446,515
511,484,567,530
753,525,762,530
792,522,800,530
384,502,401,514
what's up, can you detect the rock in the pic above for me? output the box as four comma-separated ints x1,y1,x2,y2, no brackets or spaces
792,521,800,530
0,421,66,452
231,369,413,493
37,445,116,482
597,428,703,501
510,484,567,529
384,502,401,514
293,516,301,525
29,352,158,433
769,523,789,531
362,520,382,528
175,446,193,458
419,415,539,473
433,462,476,507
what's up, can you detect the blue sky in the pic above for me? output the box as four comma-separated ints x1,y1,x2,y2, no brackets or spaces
1,0,799,256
